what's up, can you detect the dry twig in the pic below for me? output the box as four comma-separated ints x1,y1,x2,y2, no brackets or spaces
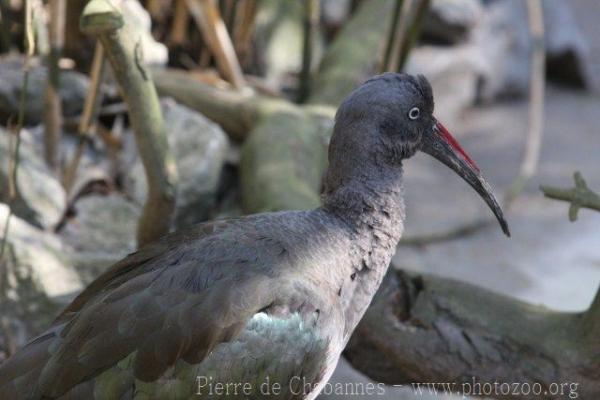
62,42,106,194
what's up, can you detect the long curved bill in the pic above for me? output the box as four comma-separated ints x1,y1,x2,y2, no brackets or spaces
421,119,510,237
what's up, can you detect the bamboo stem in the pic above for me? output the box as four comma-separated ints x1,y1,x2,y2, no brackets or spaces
169,0,190,47
187,0,246,89
81,0,178,247
62,42,106,194
298,0,320,102
384,0,411,72
504,0,545,207
232,0,257,66
43,0,66,171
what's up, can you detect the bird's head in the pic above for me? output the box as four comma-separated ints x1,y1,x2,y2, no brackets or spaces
327,72,509,236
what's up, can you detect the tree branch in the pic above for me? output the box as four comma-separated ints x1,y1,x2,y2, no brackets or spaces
345,270,600,399
308,0,395,106
81,0,178,247
540,172,600,221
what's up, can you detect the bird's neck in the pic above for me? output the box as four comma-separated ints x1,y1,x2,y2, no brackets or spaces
322,164,405,335
322,164,405,245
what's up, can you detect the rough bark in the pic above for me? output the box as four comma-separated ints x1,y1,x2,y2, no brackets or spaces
81,0,178,247
345,270,600,399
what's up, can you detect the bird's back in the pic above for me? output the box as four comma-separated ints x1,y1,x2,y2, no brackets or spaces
0,210,349,399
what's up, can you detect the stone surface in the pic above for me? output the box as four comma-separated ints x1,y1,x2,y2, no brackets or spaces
124,99,229,228
0,127,66,230
0,204,82,355
0,55,89,126
422,0,483,45
59,193,140,277
475,0,595,100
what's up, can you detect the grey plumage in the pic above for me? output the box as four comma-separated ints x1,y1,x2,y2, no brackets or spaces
0,73,507,399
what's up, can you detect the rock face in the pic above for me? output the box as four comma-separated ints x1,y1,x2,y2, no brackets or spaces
475,0,594,100
0,204,82,358
0,56,89,126
59,193,140,281
0,128,66,230
422,0,483,45
124,99,229,228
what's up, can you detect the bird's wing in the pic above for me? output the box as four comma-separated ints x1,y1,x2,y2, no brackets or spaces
0,217,290,399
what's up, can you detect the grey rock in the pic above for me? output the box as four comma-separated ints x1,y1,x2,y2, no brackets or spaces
0,55,89,126
0,127,66,229
422,0,483,44
0,204,82,353
543,0,594,88
59,193,141,282
124,99,229,228
475,0,594,100
59,193,140,258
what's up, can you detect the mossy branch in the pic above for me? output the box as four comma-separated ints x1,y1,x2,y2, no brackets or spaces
81,0,178,247
540,172,600,221
308,0,396,106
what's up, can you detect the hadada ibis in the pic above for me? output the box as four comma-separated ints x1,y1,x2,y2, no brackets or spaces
0,73,509,399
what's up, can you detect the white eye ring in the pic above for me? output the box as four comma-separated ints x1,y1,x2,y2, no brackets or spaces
408,107,420,120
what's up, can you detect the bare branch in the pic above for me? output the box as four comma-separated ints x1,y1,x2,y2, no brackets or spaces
540,172,600,221
81,0,178,247
62,42,106,194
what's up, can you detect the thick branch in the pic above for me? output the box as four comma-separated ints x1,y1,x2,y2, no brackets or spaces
540,172,600,221
81,0,178,247
345,270,600,399
308,0,395,106
151,68,334,214
152,68,300,141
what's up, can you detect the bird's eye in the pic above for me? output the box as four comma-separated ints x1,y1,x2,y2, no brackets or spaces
408,107,420,120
